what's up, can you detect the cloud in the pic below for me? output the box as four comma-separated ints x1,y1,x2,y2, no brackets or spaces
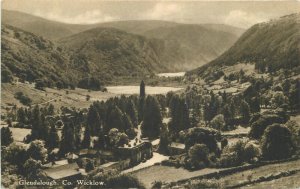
224,10,267,28
143,2,182,20
34,10,117,24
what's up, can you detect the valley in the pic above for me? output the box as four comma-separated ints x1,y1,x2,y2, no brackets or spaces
1,6,300,189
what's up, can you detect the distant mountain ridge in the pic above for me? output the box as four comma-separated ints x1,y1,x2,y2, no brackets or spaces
189,13,300,76
2,9,246,87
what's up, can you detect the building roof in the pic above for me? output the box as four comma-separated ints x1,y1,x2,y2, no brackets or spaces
169,142,185,150
43,163,80,180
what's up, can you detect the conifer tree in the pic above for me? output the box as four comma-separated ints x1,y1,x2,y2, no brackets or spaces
1,127,13,146
87,106,101,135
82,125,91,148
125,100,138,127
141,96,162,139
59,118,76,156
47,124,59,150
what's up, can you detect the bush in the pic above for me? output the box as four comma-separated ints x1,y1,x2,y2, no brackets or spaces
188,144,209,165
218,140,260,167
106,174,145,189
249,113,288,139
184,127,220,153
261,124,293,160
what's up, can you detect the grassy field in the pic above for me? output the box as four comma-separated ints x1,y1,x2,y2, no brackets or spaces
1,82,183,114
216,159,300,188
0,126,31,142
241,171,300,189
131,165,223,188
132,159,300,189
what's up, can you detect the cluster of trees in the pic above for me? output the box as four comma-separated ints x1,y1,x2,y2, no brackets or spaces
2,140,49,182
14,92,32,106
77,77,104,91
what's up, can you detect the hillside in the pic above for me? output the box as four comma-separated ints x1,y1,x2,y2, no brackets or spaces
1,24,82,87
190,13,300,77
143,24,239,70
59,27,166,79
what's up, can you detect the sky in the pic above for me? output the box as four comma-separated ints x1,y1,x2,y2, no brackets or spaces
2,0,300,28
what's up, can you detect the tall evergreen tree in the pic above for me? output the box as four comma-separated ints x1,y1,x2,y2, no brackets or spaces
82,125,91,149
46,124,59,150
240,100,251,123
87,106,101,135
125,100,138,127
30,105,42,140
1,127,13,146
29,105,48,142
141,96,162,139
169,95,191,134
106,106,125,132
17,107,27,127
59,118,76,156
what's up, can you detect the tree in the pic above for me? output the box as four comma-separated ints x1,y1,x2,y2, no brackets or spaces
285,120,300,149
82,125,91,148
17,107,27,127
122,113,135,139
125,100,138,127
141,96,162,139
184,127,220,153
158,124,170,154
1,127,13,146
3,143,28,171
46,124,59,150
27,140,48,163
87,106,101,135
261,124,293,160
240,100,250,123
108,128,128,148
106,106,125,133
28,105,48,142
249,114,288,139
35,79,46,90
188,144,209,168
210,114,225,131
23,158,44,180
106,174,145,189
59,119,76,156
140,80,145,98
169,95,191,134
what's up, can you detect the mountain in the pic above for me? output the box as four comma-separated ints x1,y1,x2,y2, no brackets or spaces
59,27,166,79
2,10,246,85
190,13,300,76
2,10,92,40
142,24,240,70
1,24,81,87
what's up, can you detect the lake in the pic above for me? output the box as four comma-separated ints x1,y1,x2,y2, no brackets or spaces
156,72,185,77
106,85,183,95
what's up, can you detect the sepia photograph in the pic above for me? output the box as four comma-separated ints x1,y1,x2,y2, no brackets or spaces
1,0,300,188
